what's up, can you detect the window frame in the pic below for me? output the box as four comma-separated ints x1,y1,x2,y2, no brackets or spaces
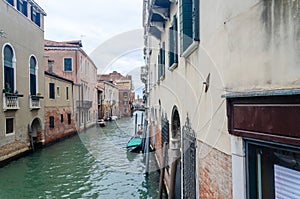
3,44,16,94
5,117,15,135
169,15,179,70
63,57,73,72
66,87,69,101
17,0,28,17
245,140,300,198
49,82,55,99
49,116,54,128
67,113,71,125
179,0,199,57
31,6,41,27
29,55,38,96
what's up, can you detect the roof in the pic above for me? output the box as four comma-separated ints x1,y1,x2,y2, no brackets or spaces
45,71,74,84
44,40,82,48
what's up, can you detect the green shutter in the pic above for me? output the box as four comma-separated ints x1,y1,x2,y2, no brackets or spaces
158,51,161,82
180,0,193,54
193,0,199,41
173,15,178,63
162,43,165,78
169,25,174,67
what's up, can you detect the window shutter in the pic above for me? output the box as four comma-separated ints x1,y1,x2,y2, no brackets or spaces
173,15,178,63
180,0,193,54
193,0,199,41
162,43,165,78
158,50,161,81
169,25,174,68
23,1,28,16
36,13,41,26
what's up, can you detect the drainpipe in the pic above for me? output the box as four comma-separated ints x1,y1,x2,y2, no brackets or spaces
169,138,181,199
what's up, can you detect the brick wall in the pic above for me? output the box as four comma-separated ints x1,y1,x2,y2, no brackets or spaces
45,107,77,144
198,141,232,198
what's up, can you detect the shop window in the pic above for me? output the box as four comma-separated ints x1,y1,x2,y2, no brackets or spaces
6,118,14,134
246,141,300,198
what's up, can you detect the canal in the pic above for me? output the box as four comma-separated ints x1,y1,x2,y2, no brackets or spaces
0,112,166,198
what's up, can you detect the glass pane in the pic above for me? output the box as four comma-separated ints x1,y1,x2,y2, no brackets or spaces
6,118,14,134
30,57,36,74
4,45,13,68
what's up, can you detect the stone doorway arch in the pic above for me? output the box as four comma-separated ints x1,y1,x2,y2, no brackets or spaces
29,117,44,150
170,106,181,199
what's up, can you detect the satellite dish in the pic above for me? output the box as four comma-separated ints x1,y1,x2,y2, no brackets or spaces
203,73,210,93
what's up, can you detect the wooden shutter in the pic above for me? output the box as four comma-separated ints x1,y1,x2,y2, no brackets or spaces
193,0,199,41
179,0,193,54
162,43,165,78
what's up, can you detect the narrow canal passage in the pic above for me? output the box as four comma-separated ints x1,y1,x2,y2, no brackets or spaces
0,112,166,198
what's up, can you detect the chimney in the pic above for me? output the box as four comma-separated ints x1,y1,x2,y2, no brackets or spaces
48,59,54,73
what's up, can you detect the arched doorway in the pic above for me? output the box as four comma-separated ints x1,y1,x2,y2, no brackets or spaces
29,118,43,150
170,106,181,199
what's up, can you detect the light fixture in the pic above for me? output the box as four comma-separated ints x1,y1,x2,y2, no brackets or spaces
203,73,210,92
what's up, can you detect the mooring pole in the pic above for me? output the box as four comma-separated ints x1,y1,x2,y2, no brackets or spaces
135,113,138,135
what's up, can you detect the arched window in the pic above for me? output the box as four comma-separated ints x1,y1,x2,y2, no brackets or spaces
30,56,37,95
4,45,14,93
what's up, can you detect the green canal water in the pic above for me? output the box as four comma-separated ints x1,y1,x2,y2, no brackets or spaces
0,113,166,199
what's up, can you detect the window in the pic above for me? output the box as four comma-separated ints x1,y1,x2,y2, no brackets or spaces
57,86,60,97
124,101,128,105
67,114,71,125
179,0,199,54
66,87,69,100
158,43,165,81
30,56,37,95
17,0,28,16
3,45,15,93
246,142,300,198
64,58,72,72
49,116,54,128
123,92,128,98
49,83,55,99
61,114,64,123
6,0,14,6
169,15,178,68
31,7,40,26
6,118,14,134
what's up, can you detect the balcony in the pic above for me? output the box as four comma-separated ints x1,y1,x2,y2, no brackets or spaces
29,95,43,110
77,100,92,109
3,93,23,111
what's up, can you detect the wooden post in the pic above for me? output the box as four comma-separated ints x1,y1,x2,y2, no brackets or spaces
159,142,168,199
135,113,138,135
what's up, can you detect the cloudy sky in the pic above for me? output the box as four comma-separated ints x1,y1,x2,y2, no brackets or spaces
35,0,145,94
